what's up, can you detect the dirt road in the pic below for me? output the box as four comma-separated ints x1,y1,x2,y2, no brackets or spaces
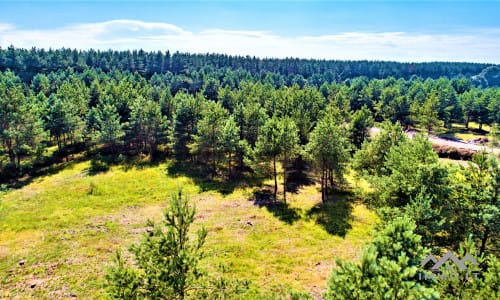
369,127,500,154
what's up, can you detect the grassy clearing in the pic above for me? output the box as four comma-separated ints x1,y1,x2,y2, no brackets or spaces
0,159,378,299
438,122,490,141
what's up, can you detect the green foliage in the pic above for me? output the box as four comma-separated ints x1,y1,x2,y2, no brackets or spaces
365,133,447,210
218,115,244,177
489,123,500,147
434,236,500,299
476,255,500,298
350,105,374,149
93,103,125,151
234,100,268,147
190,101,229,174
46,94,85,150
106,190,207,299
173,93,202,160
352,121,407,176
128,95,165,155
252,116,300,202
0,71,45,169
305,114,351,202
3,48,500,298
326,217,439,300
411,93,442,133
202,78,220,101
449,152,500,255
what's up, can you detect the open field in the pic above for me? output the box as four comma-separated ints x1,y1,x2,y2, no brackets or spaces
0,159,378,299
437,122,491,142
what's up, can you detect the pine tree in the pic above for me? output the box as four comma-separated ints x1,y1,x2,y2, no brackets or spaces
326,217,439,300
0,71,29,168
350,105,374,149
94,103,125,153
190,101,228,174
173,93,202,160
411,93,442,133
106,190,207,299
218,116,241,178
128,96,165,155
252,116,299,202
279,117,300,203
306,114,350,202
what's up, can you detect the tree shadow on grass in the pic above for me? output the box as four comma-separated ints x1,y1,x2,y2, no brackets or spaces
306,190,354,237
84,151,166,176
251,188,301,225
2,154,88,190
167,160,262,195
1,142,90,189
286,157,315,194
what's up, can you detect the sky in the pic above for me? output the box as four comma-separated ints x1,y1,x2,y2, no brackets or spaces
0,0,500,63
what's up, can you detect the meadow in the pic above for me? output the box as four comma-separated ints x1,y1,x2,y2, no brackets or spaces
0,158,378,298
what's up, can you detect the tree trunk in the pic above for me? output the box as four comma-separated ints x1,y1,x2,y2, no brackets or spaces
227,151,232,179
273,156,277,201
480,227,489,256
321,164,325,203
465,115,470,129
328,168,334,191
8,146,15,165
283,154,287,204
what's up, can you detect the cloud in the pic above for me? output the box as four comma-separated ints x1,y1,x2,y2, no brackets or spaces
0,19,499,63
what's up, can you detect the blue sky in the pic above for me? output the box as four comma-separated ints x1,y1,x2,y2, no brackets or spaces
1,1,500,62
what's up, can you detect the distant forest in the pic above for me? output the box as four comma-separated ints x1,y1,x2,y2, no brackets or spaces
1,46,499,86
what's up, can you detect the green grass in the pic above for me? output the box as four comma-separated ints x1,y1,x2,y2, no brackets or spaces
437,122,490,141
0,159,378,298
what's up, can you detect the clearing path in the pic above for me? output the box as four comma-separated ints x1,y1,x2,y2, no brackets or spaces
369,127,500,155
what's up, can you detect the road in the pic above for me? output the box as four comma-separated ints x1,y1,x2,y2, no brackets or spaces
369,127,500,154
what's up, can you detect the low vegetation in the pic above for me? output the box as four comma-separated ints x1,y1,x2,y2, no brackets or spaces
1,48,499,298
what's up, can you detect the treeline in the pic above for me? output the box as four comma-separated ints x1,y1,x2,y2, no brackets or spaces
1,67,500,178
0,46,496,85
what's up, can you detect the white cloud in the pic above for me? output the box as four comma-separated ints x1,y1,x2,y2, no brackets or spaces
0,19,499,63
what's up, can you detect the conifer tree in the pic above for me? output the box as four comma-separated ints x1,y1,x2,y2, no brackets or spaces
306,114,350,202
106,190,207,299
190,101,228,173
326,217,438,300
350,105,374,149
253,116,299,202
94,103,125,153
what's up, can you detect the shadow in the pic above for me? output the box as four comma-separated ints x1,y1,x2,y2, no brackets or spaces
2,155,88,190
439,126,490,142
85,150,166,175
286,157,315,194
86,155,111,175
0,142,89,189
251,188,301,225
121,153,165,171
167,160,262,195
306,191,354,237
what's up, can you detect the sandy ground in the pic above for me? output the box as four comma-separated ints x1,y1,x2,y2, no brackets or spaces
369,127,500,154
